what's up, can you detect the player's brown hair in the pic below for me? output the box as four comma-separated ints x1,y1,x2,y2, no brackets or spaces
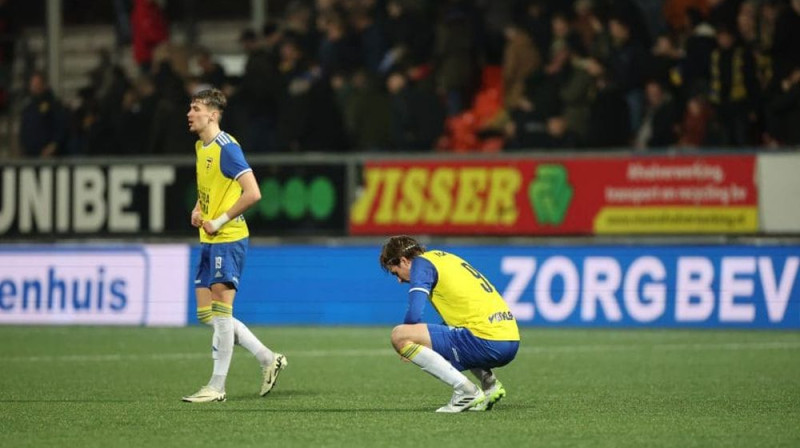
379,235,426,272
191,88,227,112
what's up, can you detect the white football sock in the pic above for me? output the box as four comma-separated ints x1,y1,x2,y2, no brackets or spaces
208,315,234,391
405,344,477,392
233,318,274,367
203,316,274,367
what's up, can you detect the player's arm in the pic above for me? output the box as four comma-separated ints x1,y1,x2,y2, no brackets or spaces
224,171,262,219
203,171,262,234
404,258,438,324
203,142,262,234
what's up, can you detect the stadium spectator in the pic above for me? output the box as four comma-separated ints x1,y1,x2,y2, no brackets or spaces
771,0,800,82
114,75,158,155
765,67,800,146
350,6,388,74
676,92,720,147
433,5,479,116
130,0,169,74
65,86,102,156
647,34,683,96
19,72,67,158
708,24,760,146
231,28,282,152
555,43,594,145
549,11,580,59
384,0,434,69
543,115,580,149
607,14,648,140
18,0,800,156
680,8,717,103
195,46,227,89
635,79,680,149
147,59,194,154
82,49,131,155
182,88,286,403
386,69,444,151
585,66,631,148
338,69,391,151
708,0,744,32
276,36,348,152
283,0,320,57
112,0,132,49
317,10,361,78
501,22,541,110
520,0,551,60
572,0,611,62
379,235,519,413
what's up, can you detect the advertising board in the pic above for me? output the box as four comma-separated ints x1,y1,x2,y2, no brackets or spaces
0,245,188,326
349,155,758,235
211,244,799,328
0,161,347,238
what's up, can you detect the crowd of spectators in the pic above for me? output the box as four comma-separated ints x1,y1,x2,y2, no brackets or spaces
15,0,800,158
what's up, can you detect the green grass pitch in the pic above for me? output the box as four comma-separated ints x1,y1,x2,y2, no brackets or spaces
0,326,798,448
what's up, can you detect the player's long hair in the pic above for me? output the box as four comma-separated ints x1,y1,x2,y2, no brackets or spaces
379,235,426,272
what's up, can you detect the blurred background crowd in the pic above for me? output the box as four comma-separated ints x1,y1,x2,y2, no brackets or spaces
4,0,800,158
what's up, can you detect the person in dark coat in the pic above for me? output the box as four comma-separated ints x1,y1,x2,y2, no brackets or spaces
586,73,631,149
19,72,67,158
386,70,445,151
635,79,679,149
765,67,800,145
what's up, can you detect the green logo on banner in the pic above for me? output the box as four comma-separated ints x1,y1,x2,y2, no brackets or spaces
187,176,337,222
253,176,337,221
529,164,573,225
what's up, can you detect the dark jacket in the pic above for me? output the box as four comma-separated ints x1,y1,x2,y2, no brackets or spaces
19,89,67,157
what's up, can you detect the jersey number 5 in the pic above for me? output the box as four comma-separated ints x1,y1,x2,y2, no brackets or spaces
461,262,494,293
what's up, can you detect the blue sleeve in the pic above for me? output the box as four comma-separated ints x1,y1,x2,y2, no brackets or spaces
404,257,438,324
219,143,252,179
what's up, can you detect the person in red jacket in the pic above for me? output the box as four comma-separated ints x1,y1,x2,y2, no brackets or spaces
131,0,169,73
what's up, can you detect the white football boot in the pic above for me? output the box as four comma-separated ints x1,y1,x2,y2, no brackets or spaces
260,353,288,396
182,385,226,403
435,386,485,413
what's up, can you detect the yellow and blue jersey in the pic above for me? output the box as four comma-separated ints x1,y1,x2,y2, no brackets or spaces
406,250,520,341
195,131,251,243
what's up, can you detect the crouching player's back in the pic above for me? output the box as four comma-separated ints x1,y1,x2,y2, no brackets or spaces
380,235,520,413
418,249,519,342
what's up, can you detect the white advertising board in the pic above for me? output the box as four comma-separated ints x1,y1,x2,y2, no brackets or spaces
0,245,188,326
758,153,800,233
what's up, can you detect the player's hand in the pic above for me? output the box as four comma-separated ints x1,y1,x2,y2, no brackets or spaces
191,210,203,228
202,220,218,235
203,212,230,235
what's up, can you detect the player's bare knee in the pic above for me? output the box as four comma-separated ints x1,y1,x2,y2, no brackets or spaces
390,325,411,351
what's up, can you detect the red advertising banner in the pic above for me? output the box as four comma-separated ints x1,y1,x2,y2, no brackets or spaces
349,155,758,235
